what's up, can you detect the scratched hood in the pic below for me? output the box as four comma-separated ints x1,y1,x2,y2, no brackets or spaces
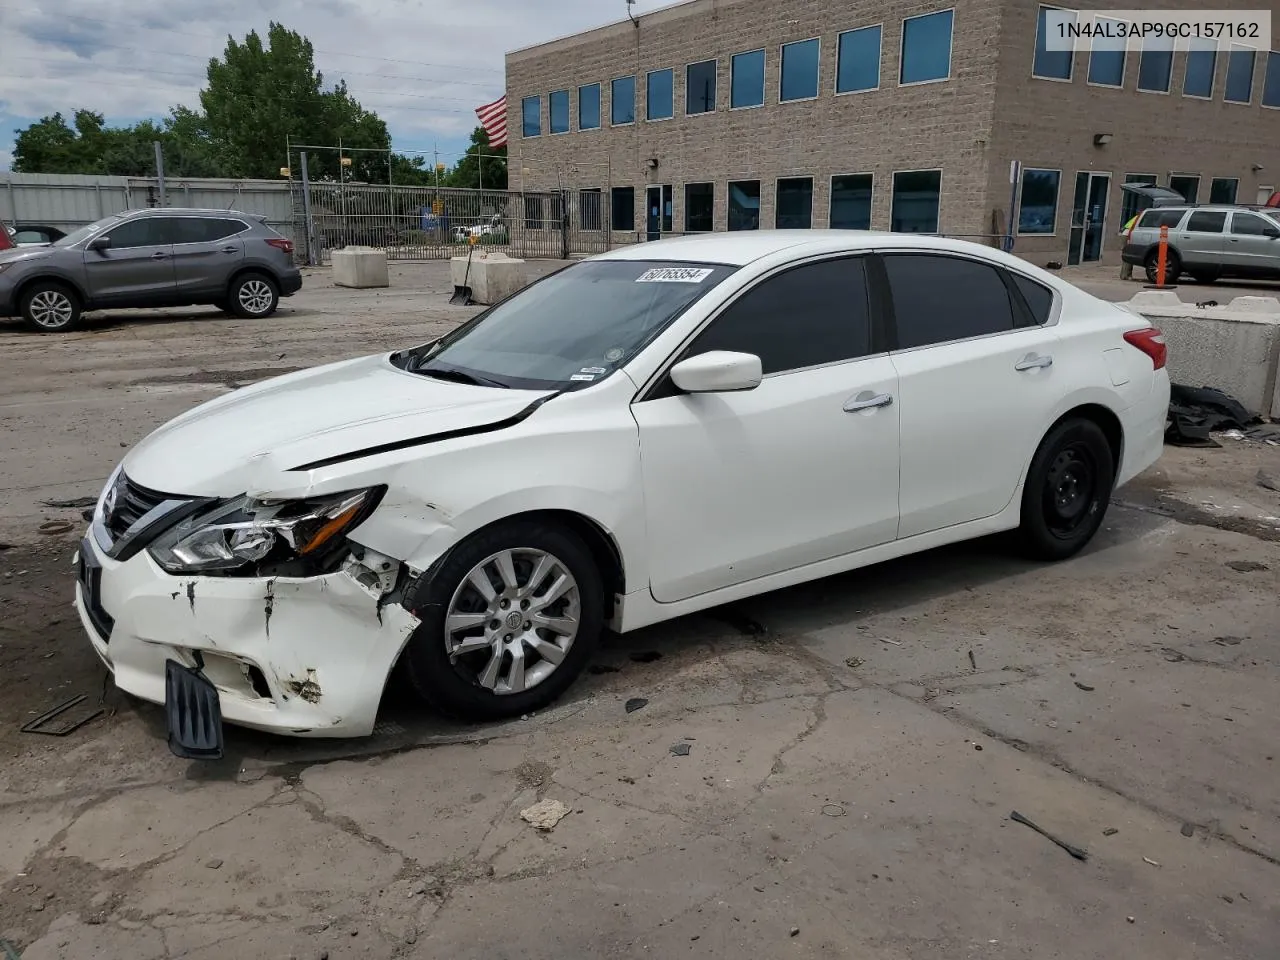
123,353,550,496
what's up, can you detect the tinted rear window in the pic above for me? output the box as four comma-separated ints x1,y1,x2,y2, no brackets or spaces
884,254,1017,349
1186,211,1226,233
1011,273,1054,325
1138,209,1186,229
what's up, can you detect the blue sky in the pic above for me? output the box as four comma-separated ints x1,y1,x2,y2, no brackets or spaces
0,0,670,172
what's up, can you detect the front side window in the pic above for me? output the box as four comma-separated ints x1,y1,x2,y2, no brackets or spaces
1231,212,1277,236
521,96,541,137
1265,50,1280,107
579,84,601,130
686,257,872,374
685,183,714,232
728,180,760,231
647,69,674,120
686,60,717,114
1087,19,1125,86
780,38,820,101
830,174,873,229
1018,168,1061,234
1186,211,1227,233
1210,177,1239,204
1184,42,1216,97
104,218,169,248
884,254,1016,349
611,76,635,125
891,170,941,233
1034,6,1075,80
1225,46,1256,102
415,260,736,390
611,186,635,231
837,25,881,93
776,178,814,229
901,9,953,85
1137,41,1173,92
731,49,766,107
1169,175,1200,204
549,90,570,133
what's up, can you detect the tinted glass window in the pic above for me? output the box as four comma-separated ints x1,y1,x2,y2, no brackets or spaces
780,38,820,101
611,187,635,231
1087,19,1125,86
775,178,813,229
901,9,953,84
647,69,674,120
1012,274,1054,325
1184,43,1216,96
1186,211,1226,233
1138,208,1186,229
1209,178,1238,204
891,170,941,233
688,258,872,374
728,181,760,231
836,25,881,93
1265,51,1280,107
1018,169,1060,234
885,254,1016,349
104,218,167,248
611,76,636,124
549,90,570,133
1225,47,1255,102
521,96,541,137
578,83,601,129
1137,45,1173,92
686,60,717,114
1033,6,1074,80
174,218,245,243
830,174,873,229
1169,175,1199,203
731,49,765,107
1231,212,1275,236
685,183,714,232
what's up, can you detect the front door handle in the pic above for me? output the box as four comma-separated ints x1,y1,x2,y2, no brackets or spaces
1015,354,1054,371
151,251,170,259
843,391,894,412
222,246,238,253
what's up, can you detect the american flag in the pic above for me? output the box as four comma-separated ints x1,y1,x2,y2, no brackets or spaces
475,95,508,148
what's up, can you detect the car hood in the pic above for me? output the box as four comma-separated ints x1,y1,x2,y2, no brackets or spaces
0,246,54,265
124,353,552,496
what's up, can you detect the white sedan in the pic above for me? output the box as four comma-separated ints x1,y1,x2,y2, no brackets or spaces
74,231,1170,756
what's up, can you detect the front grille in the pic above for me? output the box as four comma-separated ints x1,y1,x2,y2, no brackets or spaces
106,473,171,542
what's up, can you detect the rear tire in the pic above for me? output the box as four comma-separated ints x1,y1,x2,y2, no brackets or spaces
399,519,604,720
1017,418,1115,561
228,272,279,318
20,281,82,333
1143,250,1180,285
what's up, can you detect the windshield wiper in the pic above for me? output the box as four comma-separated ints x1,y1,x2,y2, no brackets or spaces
418,364,509,388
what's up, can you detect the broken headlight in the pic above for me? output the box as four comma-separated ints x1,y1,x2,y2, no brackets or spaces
147,487,384,575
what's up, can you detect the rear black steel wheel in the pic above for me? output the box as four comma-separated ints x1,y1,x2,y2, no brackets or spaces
1018,418,1115,561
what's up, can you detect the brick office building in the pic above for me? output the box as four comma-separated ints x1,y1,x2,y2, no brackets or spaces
505,0,1280,266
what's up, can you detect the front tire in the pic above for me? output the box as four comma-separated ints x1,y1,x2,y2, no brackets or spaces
228,272,279,318
21,282,82,333
1017,418,1115,561
400,519,604,720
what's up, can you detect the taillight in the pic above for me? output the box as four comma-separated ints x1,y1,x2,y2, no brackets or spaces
1124,327,1167,370
265,238,294,254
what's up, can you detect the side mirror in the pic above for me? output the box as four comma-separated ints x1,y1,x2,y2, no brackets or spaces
669,351,763,394
1266,228,1280,239
87,235,111,252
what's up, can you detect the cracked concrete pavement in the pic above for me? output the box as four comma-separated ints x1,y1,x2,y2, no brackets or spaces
2,261,1278,958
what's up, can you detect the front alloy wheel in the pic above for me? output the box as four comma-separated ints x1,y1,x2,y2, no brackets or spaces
22,283,82,332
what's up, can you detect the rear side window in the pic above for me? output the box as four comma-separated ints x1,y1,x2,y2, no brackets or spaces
1186,211,1227,233
687,257,872,374
1230,212,1276,236
883,254,1016,349
1138,208,1186,229
175,218,248,243
1010,273,1054,325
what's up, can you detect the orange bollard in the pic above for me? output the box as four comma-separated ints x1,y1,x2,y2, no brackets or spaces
1155,224,1169,288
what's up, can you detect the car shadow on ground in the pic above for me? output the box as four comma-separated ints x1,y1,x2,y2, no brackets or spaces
0,307,315,336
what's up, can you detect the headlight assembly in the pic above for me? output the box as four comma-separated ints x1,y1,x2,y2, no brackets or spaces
147,486,384,575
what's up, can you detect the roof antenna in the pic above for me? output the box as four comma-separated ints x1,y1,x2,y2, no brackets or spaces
626,0,638,28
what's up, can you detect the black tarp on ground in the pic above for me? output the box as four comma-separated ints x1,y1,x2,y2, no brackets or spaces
1166,384,1280,447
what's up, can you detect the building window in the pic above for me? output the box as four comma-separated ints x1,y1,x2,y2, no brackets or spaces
776,178,813,228
830,174,873,229
610,187,635,232
1183,41,1216,97
1209,177,1239,204
731,49,766,107
728,180,761,231
900,9,953,85
1169,175,1200,203
549,90,570,134
1265,51,1280,107
611,76,636,125
685,183,714,232
836,25,881,93
780,38,820,102
1137,41,1173,92
521,96,541,137
686,60,717,115
1119,173,1156,228
579,83,601,130
1033,6,1075,81
890,169,941,233
647,69,674,120
1087,19,1125,87
1225,46,1256,103
580,189,603,230
1018,168,1061,234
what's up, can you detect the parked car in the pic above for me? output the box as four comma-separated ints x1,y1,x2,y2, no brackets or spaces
0,224,15,251
0,208,303,332
10,223,68,246
75,231,1170,755
451,215,508,244
1121,204,1280,284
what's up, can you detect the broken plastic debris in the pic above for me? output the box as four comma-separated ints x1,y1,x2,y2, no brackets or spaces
520,799,570,831
670,742,691,756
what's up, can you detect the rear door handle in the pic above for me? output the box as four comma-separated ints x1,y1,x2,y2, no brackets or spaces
151,251,169,259
1015,354,1054,371
222,246,238,253
843,392,894,412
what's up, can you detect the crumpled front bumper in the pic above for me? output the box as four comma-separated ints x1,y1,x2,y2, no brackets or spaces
73,533,420,738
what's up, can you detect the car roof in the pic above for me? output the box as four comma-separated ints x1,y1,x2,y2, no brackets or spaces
123,208,262,218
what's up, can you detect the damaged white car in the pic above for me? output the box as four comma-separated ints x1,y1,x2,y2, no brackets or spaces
74,231,1170,757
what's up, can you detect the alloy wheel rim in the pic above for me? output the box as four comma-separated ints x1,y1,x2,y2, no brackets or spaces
444,548,581,695
1044,443,1097,538
29,290,73,328
238,280,274,314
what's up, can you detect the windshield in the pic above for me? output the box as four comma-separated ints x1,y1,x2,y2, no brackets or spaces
54,215,123,248
410,259,736,389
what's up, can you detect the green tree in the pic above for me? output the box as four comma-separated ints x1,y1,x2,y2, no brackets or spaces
445,127,507,190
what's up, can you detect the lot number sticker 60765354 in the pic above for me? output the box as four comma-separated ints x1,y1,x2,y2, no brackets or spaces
635,267,714,283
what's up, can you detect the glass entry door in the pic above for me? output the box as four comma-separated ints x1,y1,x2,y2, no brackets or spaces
1068,172,1111,264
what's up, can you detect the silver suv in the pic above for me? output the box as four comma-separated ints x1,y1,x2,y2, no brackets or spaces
0,208,303,333
1122,204,1280,285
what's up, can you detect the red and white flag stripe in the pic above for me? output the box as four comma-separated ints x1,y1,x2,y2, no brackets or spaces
476,95,508,148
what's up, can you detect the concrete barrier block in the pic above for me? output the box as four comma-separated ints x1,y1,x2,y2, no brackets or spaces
451,253,527,305
1127,291,1183,308
1144,313,1280,416
1227,296,1280,315
332,247,389,288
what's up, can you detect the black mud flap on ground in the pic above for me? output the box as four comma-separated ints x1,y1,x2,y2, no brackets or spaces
165,659,224,760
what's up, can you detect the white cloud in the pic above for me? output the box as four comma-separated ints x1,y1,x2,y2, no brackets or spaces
0,0,671,163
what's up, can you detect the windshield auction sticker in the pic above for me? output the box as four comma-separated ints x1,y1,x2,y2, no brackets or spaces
635,267,715,283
